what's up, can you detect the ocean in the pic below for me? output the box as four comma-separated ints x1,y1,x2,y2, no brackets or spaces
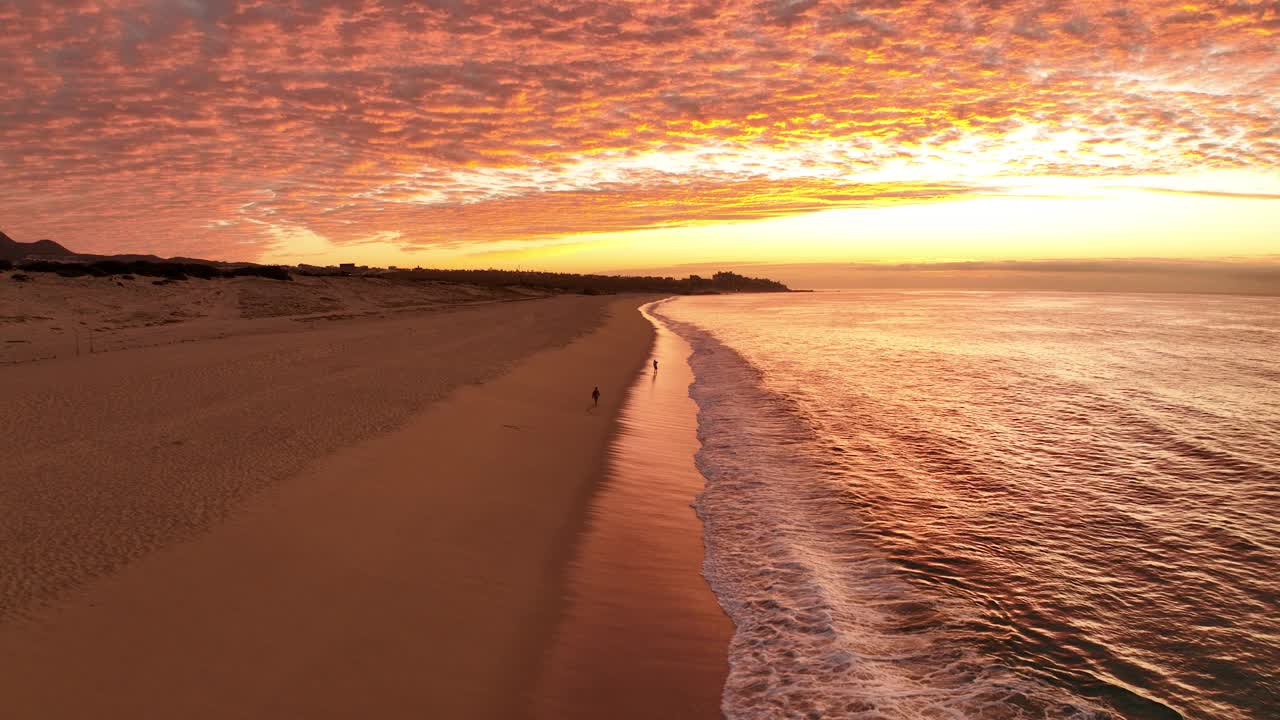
651,291,1279,720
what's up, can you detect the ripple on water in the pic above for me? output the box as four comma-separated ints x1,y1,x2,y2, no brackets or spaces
657,292,1280,720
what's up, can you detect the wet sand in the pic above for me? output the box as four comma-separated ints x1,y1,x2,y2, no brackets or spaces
0,294,726,719
533,300,734,719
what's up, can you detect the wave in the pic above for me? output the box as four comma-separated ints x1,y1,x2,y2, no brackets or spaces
652,305,1119,720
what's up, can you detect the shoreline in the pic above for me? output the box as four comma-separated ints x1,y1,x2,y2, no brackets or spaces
0,294,663,718
532,299,734,719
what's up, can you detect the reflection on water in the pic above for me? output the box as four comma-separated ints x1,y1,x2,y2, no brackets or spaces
659,291,1280,720
532,301,732,720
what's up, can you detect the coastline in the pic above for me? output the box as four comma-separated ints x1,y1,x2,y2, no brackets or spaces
532,299,734,719
0,294,662,718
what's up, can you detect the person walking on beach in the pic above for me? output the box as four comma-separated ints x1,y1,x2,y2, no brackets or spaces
592,386,600,407
653,359,658,371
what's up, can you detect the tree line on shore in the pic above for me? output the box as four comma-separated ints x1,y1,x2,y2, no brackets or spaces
2,257,789,294
4,230,790,292
2,259,292,281
382,268,790,294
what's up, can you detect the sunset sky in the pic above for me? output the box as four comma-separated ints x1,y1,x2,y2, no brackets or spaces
2,0,1277,273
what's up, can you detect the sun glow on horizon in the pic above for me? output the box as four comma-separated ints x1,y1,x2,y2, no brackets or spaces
297,176,1278,273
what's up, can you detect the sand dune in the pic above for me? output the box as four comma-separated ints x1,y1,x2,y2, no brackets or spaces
0,271,543,364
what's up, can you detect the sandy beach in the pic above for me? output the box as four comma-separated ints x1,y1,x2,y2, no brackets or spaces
533,302,734,719
0,271,547,365
0,279,728,719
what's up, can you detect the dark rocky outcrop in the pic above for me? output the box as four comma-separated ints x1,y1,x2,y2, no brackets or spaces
0,230,75,261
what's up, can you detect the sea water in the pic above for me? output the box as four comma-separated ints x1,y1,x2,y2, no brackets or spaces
653,291,1279,720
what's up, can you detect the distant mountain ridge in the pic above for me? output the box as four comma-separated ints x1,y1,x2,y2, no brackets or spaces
0,230,225,266
0,230,75,260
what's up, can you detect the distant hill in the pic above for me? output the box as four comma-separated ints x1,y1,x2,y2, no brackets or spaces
0,230,75,261
0,229,231,266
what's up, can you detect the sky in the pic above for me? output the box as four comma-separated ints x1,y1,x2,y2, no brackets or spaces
2,0,1278,277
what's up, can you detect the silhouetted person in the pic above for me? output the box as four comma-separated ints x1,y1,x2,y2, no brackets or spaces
592,386,600,407
653,359,658,371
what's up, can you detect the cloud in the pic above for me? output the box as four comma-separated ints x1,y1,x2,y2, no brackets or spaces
878,258,1280,277
1136,188,1280,201
0,0,1276,260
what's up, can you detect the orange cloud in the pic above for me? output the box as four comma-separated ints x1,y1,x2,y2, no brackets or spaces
0,0,1276,260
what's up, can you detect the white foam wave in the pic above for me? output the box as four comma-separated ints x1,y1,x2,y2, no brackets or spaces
653,306,1112,720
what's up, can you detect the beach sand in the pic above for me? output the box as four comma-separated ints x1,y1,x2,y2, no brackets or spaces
0,271,546,364
0,285,605,621
532,301,734,719
0,288,728,718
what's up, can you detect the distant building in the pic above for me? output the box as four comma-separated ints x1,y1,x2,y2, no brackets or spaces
339,263,356,272
296,263,342,276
